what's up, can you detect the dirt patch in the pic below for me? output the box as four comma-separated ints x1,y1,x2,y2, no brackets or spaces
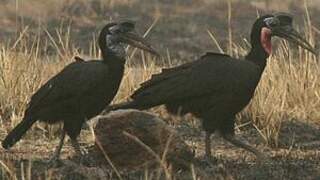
1,118,319,179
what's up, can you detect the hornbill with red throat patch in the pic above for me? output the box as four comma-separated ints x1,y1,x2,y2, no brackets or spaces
110,13,316,160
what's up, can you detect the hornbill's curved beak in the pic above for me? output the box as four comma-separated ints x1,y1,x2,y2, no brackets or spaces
272,25,317,55
119,32,160,57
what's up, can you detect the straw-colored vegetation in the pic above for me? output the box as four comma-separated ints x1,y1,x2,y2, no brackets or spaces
0,0,319,179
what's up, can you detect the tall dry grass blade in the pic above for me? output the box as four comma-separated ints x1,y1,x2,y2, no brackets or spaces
227,0,233,56
95,136,123,180
160,133,173,165
27,159,31,180
191,164,197,180
123,131,171,180
207,30,224,53
15,0,19,37
0,160,17,180
165,49,172,67
20,162,25,180
11,26,29,50
44,28,64,59
252,121,267,143
312,26,320,35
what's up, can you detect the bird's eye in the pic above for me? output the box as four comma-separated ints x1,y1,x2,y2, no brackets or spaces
264,17,279,28
109,25,122,34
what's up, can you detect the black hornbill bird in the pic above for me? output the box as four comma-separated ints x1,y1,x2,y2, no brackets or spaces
2,21,158,162
110,13,316,160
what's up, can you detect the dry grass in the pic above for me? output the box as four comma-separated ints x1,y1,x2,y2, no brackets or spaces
0,0,319,179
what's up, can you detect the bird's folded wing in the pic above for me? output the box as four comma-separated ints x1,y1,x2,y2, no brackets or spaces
131,53,245,105
25,61,106,114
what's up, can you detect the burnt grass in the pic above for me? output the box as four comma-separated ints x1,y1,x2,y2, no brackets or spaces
0,0,320,179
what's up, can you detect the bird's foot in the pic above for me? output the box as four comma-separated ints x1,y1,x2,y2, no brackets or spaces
70,139,91,165
73,149,91,166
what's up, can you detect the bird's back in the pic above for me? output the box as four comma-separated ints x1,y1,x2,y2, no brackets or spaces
26,60,124,122
127,52,262,115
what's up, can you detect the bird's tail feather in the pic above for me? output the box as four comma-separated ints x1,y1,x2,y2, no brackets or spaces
2,117,37,149
108,102,137,111
107,101,146,112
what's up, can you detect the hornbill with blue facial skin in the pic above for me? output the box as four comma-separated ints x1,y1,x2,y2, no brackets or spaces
2,21,158,163
110,13,316,160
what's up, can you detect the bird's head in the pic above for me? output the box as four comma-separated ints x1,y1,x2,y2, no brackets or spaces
99,21,159,59
251,12,316,56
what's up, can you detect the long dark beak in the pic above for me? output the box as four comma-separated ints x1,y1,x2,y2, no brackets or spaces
273,26,317,55
120,32,160,57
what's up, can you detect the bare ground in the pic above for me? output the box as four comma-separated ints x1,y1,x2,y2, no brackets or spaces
0,117,319,179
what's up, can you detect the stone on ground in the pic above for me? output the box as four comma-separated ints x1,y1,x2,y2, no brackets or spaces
92,109,194,170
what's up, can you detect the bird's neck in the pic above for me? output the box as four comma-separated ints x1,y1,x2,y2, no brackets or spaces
245,27,271,72
245,46,268,71
101,49,126,66
99,40,126,66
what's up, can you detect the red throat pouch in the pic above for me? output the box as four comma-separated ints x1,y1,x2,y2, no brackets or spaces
260,27,272,55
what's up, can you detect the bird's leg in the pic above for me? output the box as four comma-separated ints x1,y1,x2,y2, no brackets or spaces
81,121,91,130
221,133,266,162
202,132,215,167
205,132,212,158
48,130,66,165
70,138,83,157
